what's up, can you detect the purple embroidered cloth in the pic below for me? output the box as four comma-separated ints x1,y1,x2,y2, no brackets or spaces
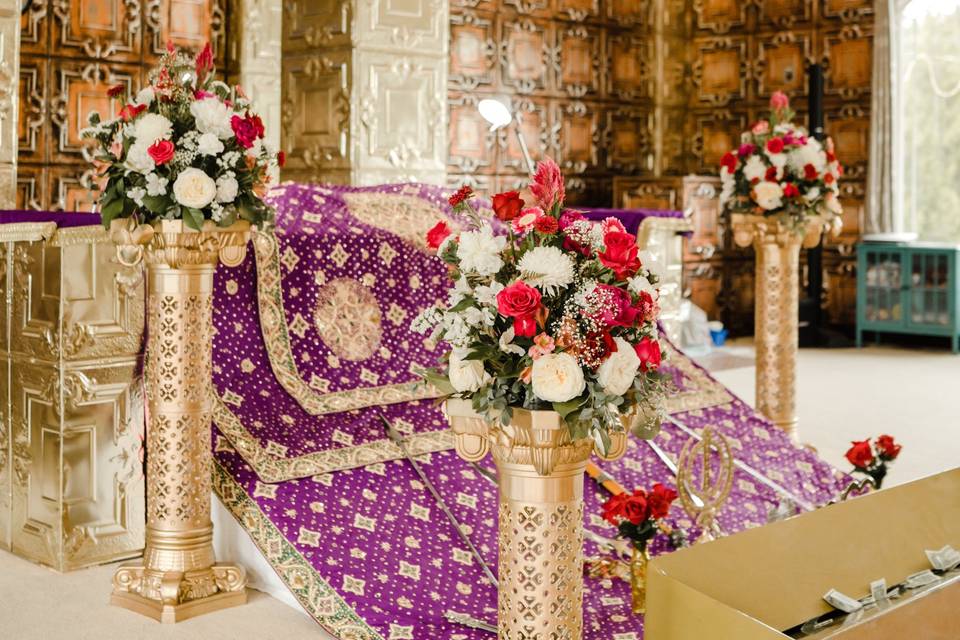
0,209,102,227
580,207,686,236
209,182,851,640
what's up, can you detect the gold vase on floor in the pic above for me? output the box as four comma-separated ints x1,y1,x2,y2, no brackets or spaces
109,219,251,623
730,214,834,439
629,546,650,615
446,399,627,639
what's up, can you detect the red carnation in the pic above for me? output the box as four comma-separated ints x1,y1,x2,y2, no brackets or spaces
804,163,818,181
766,137,785,154
231,114,264,149
426,220,452,251
720,151,737,173
634,337,661,372
492,191,524,221
782,183,799,198
107,83,125,98
195,43,215,83
147,139,175,165
765,166,779,182
448,185,473,208
875,435,901,461
118,103,147,121
845,440,874,469
533,215,559,234
647,483,678,519
277,150,286,167
623,490,649,525
598,231,640,280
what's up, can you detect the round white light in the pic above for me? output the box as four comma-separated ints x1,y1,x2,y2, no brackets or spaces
477,98,513,131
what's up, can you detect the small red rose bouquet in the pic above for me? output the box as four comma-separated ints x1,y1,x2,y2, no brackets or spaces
82,42,281,230
845,435,902,489
602,483,678,551
413,158,670,447
719,91,843,231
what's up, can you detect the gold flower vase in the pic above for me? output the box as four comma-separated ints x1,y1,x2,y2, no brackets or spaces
730,214,838,438
108,219,251,623
446,399,628,639
629,546,650,615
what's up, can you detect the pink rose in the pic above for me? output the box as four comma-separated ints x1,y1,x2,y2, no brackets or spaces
770,90,790,112
752,120,770,135
592,284,639,328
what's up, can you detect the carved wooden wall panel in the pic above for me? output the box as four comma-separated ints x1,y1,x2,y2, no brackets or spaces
17,0,224,210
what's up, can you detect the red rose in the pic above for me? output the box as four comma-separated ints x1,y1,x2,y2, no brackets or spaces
448,185,473,208
765,166,779,182
826,150,837,163
766,137,785,154
647,483,678,519
598,231,640,280
783,183,799,198
492,191,524,221
195,43,214,83
634,337,661,372
533,215,558,234
875,435,901,460
845,439,874,469
107,83,125,98
426,221,451,250
496,281,542,320
720,151,737,173
623,490,649,525
118,103,147,121
803,163,818,181
602,493,629,525
824,173,835,184
636,290,659,323
277,150,286,167
231,114,262,149
147,139,175,165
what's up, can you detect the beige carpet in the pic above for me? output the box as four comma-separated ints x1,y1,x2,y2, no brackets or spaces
1,343,957,638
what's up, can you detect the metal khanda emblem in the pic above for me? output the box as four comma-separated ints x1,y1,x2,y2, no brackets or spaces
677,426,734,544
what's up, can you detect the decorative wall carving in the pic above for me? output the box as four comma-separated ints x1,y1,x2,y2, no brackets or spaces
0,0,19,208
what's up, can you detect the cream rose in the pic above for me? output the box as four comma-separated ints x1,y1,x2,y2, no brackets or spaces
531,352,585,403
596,337,641,396
173,168,218,210
753,181,784,211
448,348,491,393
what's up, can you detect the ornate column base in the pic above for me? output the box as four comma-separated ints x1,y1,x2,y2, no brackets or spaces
111,565,247,623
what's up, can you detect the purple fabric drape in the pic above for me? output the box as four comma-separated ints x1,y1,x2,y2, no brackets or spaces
580,207,685,236
0,210,102,228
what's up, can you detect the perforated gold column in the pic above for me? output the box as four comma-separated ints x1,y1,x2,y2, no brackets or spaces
110,220,250,623
447,399,627,639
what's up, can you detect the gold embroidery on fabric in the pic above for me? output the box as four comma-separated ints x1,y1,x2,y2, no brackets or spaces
211,461,384,639
662,342,733,413
314,278,383,361
212,393,455,482
251,231,440,415
341,192,456,249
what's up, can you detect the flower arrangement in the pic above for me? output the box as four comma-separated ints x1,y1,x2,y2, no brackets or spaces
719,91,843,230
601,483,678,551
845,435,901,489
82,42,281,230
414,159,669,448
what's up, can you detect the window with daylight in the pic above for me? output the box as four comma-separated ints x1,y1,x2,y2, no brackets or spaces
896,0,960,241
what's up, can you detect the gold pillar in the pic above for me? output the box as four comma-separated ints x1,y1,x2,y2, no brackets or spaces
446,399,627,639
731,214,828,438
110,220,250,623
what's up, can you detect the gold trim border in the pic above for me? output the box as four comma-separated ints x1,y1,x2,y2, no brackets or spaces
211,460,384,640
252,231,440,414
661,341,733,413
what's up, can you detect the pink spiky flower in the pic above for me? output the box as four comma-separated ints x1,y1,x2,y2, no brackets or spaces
529,157,565,212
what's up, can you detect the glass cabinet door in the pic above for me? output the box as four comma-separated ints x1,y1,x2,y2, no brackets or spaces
909,251,951,328
864,249,904,326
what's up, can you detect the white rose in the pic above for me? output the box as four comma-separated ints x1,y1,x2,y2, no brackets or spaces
134,87,155,106
742,155,766,183
133,113,173,144
448,348,491,393
216,175,239,203
190,98,235,139
197,132,225,156
124,142,155,174
457,223,506,276
531,352,585,403
596,337,641,396
753,181,784,211
173,168,218,209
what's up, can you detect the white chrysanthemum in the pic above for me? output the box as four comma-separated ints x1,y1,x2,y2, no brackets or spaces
788,138,827,174
518,246,575,295
743,155,766,183
124,142,155,174
753,181,784,211
456,224,505,276
190,98,235,139
134,113,173,144
198,132,225,156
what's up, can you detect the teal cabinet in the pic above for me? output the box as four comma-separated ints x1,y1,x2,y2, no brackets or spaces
857,242,960,353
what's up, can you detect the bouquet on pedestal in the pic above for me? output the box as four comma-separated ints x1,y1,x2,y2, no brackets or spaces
82,42,281,230
719,91,843,231
845,435,902,489
414,159,670,449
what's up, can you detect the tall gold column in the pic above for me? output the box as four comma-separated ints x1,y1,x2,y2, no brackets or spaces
731,214,829,438
446,399,626,639
110,220,250,623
